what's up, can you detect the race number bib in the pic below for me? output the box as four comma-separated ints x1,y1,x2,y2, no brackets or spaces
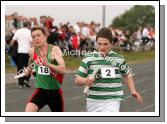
38,66,50,75
101,67,115,78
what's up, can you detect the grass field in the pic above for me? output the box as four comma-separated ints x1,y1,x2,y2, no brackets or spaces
5,50,155,73
117,50,155,64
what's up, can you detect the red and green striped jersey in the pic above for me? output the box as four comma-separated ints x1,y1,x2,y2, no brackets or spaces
33,45,63,90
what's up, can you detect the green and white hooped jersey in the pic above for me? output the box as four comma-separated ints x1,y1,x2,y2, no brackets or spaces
76,50,131,101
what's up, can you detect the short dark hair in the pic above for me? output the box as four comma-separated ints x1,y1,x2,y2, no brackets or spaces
96,27,113,43
31,27,47,35
23,21,31,27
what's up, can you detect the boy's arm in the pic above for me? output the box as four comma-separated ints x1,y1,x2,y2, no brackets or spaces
123,74,143,103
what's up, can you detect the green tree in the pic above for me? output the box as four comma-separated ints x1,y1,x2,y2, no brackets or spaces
110,5,155,34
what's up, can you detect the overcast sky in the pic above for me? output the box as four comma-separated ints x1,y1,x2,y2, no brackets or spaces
5,5,133,26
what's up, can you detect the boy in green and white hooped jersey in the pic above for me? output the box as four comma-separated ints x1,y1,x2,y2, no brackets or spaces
75,27,142,112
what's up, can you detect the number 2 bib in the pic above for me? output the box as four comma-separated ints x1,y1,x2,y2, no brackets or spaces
101,67,116,78
38,66,50,75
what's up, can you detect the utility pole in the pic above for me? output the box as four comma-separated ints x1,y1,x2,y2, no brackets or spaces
102,5,106,27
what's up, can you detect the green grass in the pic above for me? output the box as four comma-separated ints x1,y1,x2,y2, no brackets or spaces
64,56,82,71
5,51,155,73
5,55,17,73
116,50,155,64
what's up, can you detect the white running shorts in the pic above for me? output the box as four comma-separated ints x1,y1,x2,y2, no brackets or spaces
87,100,121,112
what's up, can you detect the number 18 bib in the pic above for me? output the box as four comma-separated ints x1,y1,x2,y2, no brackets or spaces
38,66,50,75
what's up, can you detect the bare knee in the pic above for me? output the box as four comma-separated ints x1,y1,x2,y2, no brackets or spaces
25,103,38,112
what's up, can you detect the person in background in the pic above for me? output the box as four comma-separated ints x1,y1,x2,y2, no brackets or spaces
10,21,32,88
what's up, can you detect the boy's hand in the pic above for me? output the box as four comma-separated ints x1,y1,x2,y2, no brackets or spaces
131,91,143,103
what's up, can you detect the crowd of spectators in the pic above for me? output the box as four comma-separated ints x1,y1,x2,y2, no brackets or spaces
5,12,155,54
